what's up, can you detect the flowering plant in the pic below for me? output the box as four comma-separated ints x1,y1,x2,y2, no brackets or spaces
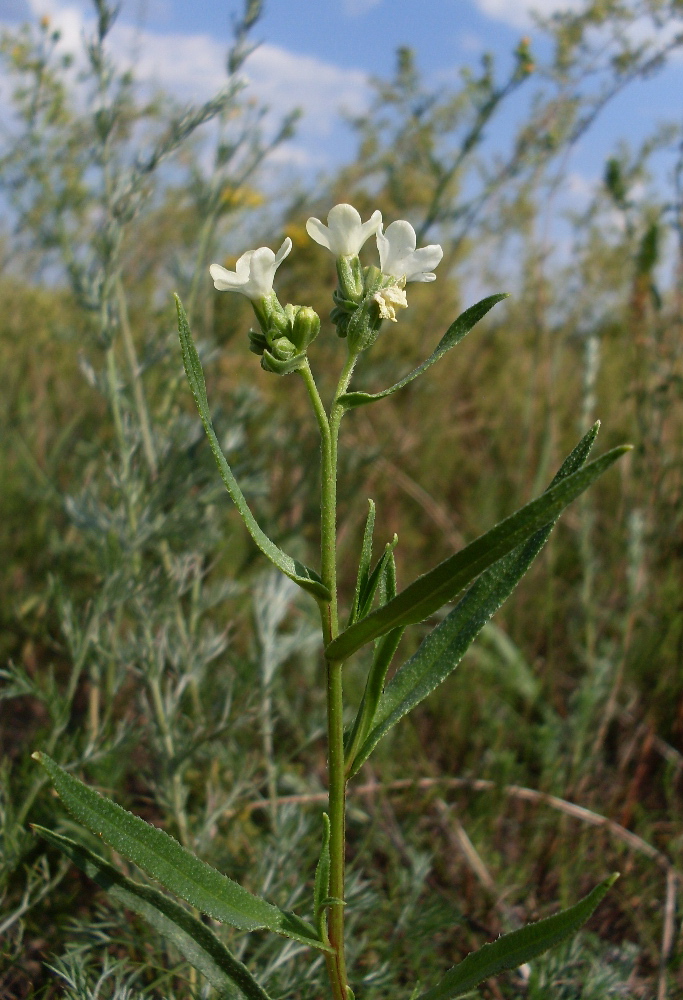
34,203,627,1000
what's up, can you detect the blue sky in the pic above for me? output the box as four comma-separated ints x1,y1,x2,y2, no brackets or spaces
1,0,681,205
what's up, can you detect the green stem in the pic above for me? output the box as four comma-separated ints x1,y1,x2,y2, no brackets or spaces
300,353,357,1000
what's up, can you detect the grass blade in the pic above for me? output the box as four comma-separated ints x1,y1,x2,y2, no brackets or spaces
33,826,272,1000
176,294,329,601
33,753,332,953
327,441,630,662
418,875,618,1000
348,423,603,776
339,295,508,409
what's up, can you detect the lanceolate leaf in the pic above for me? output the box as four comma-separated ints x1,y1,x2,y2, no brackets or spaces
313,813,331,938
348,500,376,626
326,443,629,662
338,295,508,409
418,875,619,1000
346,549,403,771
33,753,331,953
175,295,329,602
345,625,404,774
358,536,398,622
348,423,602,776
33,826,272,1000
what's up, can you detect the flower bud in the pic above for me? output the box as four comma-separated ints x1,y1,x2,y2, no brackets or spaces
290,306,320,352
269,336,298,361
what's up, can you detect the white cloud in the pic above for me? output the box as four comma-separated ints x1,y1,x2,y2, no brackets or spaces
473,0,582,30
246,44,369,135
8,0,370,168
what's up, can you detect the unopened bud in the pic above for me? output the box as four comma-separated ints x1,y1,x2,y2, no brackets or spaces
269,336,298,361
290,306,320,351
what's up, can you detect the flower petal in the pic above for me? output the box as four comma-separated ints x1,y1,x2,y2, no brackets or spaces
209,263,244,291
245,247,277,299
377,219,443,282
274,237,293,266
305,216,332,251
403,244,444,282
326,203,364,255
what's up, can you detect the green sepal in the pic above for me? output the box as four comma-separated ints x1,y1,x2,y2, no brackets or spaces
417,875,619,1000
260,348,308,375
248,328,268,356
346,295,383,354
32,826,273,1000
313,813,331,939
175,295,329,601
33,752,332,954
339,294,508,409
348,423,604,776
336,255,364,301
327,442,630,662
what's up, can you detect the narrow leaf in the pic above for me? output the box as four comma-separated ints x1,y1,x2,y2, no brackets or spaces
176,295,329,602
358,535,398,622
348,423,602,776
345,626,405,774
345,549,403,770
33,826,272,1000
418,875,619,1000
33,753,331,953
349,500,376,626
327,443,630,662
313,813,331,938
339,295,508,409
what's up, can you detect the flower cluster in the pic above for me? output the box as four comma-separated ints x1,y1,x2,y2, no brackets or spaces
209,203,443,365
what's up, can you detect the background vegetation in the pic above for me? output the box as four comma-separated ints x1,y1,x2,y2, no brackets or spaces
1,1,682,997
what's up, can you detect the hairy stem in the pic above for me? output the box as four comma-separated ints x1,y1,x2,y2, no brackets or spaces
300,353,357,1000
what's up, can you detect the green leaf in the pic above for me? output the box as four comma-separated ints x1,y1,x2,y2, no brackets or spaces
418,875,619,1000
358,535,398,622
313,813,331,938
345,548,403,771
326,441,629,662
175,295,329,602
33,826,272,1000
345,626,405,774
338,295,508,409
349,500,376,626
33,753,332,953
348,423,602,776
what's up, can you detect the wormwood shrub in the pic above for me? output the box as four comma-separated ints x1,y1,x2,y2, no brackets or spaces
33,200,629,999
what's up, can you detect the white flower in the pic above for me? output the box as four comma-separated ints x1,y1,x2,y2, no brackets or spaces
376,221,443,282
209,238,292,300
306,203,382,257
373,283,408,323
